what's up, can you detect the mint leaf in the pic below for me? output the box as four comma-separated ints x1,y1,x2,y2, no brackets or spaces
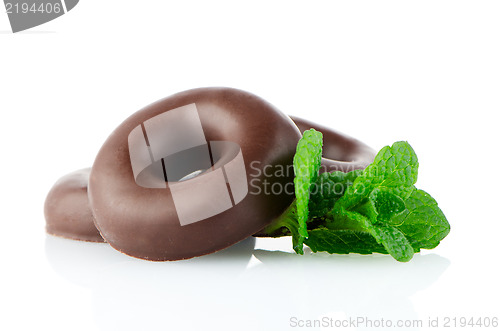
292,129,323,253
337,141,418,211
309,186,450,262
367,224,414,262
308,170,362,219
327,202,415,262
305,228,387,255
318,141,421,261
306,220,414,262
370,187,406,224
393,189,451,250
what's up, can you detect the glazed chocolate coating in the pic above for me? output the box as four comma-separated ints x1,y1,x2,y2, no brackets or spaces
44,116,375,246
89,87,302,261
44,168,105,243
291,116,376,173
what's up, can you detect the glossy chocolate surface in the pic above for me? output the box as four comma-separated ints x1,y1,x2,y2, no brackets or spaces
44,168,105,243
44,90,376,260
89,87,302,261
291,116,375,173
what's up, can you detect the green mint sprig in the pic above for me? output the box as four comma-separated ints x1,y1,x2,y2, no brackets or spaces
292,129,323,254
260,130,450,262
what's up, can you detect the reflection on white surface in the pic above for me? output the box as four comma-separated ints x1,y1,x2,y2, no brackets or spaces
45,236,449,331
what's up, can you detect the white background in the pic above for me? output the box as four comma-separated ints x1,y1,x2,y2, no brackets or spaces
1,1,499,330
